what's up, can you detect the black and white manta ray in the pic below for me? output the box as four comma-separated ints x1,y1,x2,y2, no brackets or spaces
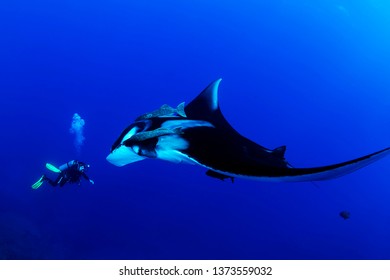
106,79,390,182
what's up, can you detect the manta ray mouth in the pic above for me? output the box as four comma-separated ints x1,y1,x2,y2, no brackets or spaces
106,145,146,166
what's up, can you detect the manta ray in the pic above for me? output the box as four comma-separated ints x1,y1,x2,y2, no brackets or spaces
106,79,390,182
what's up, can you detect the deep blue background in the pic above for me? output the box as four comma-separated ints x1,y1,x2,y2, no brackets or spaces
1,0,390,259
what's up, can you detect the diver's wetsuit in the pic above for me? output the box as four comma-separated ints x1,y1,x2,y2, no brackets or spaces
45,160,92,187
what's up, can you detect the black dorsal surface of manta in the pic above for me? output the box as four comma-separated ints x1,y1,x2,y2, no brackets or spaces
106,79,390,182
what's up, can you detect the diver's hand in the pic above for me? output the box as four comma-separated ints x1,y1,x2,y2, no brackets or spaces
89,179,95,185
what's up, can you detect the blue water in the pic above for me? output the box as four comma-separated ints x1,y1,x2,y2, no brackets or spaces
1,0,390,259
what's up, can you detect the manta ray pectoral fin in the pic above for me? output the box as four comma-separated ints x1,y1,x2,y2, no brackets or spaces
185,79,222,120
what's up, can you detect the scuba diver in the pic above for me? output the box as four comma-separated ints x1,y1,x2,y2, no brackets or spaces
32,160,94,189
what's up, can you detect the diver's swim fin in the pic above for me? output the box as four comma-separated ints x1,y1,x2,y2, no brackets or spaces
32,175,45,189
45,163,61,173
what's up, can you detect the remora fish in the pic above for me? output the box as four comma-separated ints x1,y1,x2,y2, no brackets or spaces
136,102,186,121
107,79,390,182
